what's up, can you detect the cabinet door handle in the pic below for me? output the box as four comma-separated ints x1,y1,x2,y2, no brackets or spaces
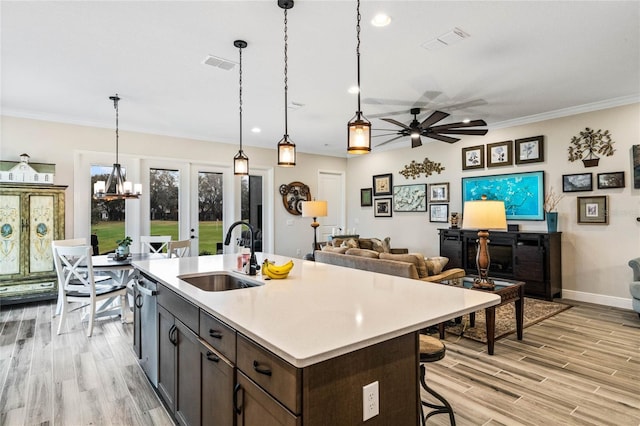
209,329,223,339
135,293,143,308
169,324,177,346
252,360,272,376
206,351,220,363
233,383,242,415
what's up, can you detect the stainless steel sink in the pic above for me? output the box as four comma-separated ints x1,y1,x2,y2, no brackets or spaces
178,272,262,292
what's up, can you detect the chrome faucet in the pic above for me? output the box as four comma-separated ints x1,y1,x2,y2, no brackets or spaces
224,221,258,275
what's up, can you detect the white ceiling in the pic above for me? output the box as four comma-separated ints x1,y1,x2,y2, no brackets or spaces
2,1,639,158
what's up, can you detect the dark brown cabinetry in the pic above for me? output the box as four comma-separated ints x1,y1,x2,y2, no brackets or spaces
439,229,562,300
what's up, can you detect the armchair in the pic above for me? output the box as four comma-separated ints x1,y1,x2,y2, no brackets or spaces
629,258,640,318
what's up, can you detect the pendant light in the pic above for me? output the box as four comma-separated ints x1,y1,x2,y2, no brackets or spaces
93,94,141,201
347,0,371,155
277,0,296,167
233,40,249,175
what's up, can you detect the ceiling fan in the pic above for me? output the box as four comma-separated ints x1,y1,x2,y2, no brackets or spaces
373,108,488,148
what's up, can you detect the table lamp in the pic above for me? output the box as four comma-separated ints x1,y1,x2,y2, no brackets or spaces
301,200,328,260
462,195,507,289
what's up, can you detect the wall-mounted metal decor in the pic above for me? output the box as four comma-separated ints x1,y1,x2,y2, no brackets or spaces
568,127,616,167
399,158,445,179
278,181,310,215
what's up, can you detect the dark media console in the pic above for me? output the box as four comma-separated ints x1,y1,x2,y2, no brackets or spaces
439,229,562,300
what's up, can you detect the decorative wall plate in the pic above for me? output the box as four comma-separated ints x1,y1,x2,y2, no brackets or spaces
279,181,310,215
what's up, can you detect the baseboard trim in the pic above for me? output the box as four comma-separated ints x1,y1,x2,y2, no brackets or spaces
562,290,633,310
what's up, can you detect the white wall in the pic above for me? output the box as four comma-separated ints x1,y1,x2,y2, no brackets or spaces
3,104,638,307
347,103,640,308
0,115,347,259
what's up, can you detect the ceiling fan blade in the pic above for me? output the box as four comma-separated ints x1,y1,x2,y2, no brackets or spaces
411,136,422,148
419,111,450,129
425,133,460,144
372,133,402,138
375,135,405,147
381,118,411,130
430,119,487,131
435,129,489,136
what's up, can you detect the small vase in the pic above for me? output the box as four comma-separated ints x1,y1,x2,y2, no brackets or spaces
116,245,130,258
546,212,558,233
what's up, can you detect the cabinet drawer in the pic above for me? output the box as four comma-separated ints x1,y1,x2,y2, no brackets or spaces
200,310,237,362
157,283,199,332
237,334,302,415
236,372,300,426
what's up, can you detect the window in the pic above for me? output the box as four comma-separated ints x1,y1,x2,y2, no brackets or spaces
91,165,125,254
150,168,179,240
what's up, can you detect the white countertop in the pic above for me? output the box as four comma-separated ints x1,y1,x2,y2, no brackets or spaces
133,253,500,368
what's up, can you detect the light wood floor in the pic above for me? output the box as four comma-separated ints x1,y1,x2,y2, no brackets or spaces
1,299,639,425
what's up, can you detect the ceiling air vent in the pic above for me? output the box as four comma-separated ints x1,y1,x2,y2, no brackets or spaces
421,27,470,51
203,55,237,70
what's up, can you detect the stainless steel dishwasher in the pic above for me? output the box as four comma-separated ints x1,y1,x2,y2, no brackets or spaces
133,271,158,387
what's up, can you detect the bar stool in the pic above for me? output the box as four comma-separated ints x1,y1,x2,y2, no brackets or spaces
419,334,456,425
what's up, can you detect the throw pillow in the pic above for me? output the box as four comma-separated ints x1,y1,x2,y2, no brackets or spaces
345,248,380,258
358,238,373,250
379,252,428,278
331,238,345,248
425,256,449,275
370,238,385,253
382,237,392,253
341,238,359,249
321,245,348,254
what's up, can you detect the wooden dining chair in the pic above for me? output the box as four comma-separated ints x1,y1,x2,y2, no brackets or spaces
52,244,129,337
168,239,191,258
52,238,88,316
140,235,171,254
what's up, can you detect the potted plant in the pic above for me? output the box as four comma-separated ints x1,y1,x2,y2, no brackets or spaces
544,187,564,232
115,236,133,259
567,127,616,167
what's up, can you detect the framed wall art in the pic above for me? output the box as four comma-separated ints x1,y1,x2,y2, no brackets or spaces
428,182,449,202
633,144,640,189
429,204,449,223
374,198,392,217
515,135,544,164
462,170,545,220
462,145,484,170
393,184,427,212
372,173,393,196
597,172,625,189
577,195,608,224
562,173,592,192
360,188,373,206
487,140,513,167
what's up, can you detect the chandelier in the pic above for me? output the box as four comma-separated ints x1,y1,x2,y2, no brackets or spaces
93,94,141,201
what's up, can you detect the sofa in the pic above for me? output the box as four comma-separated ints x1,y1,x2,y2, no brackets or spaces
628,258,640,318
314,248,466,283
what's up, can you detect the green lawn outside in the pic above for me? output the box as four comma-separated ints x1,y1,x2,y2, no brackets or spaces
92,220,223,254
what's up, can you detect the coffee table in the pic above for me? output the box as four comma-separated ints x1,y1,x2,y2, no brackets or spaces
436,276,525,355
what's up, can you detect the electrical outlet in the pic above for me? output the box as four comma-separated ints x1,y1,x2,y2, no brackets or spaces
362,381,379,421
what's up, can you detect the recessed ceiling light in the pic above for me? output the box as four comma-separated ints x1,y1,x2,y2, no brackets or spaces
348,85,359,94
251,127,261,133
371,13,391,27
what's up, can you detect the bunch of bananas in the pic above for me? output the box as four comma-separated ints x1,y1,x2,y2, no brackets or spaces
262,259,294,279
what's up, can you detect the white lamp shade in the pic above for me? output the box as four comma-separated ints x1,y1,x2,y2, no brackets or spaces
301,200,328,218
94,181,106,194
462,199,507,230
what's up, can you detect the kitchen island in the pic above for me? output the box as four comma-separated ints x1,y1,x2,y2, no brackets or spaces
133,253,500,425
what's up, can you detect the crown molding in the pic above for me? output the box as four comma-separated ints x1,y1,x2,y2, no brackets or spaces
489,95,640,129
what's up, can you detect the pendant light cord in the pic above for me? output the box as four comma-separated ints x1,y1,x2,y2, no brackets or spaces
238,46,243,151
284,9,289,136
356,0,362,114
113,95,119,164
